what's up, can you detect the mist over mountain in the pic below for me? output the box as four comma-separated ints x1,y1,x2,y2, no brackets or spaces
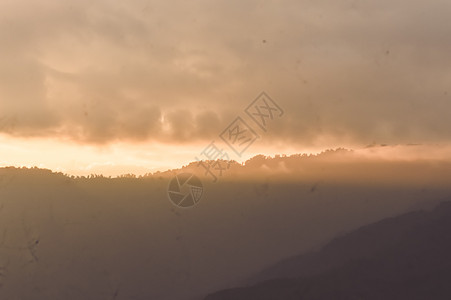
0,150,450,299
2,0,451,298
205,201,451,300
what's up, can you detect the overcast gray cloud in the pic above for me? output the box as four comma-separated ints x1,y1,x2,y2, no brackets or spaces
0,0,450,147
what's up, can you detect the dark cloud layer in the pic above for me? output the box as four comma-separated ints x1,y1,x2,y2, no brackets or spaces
1,0,450,146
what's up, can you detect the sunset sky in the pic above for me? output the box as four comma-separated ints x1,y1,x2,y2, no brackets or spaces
1,0,450,175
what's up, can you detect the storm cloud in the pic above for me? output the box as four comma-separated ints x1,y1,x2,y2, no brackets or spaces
1,0,450,147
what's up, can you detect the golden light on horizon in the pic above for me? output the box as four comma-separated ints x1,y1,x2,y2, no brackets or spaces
1,0,451,174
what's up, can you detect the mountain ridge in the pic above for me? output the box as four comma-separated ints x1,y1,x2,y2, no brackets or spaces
205,201,451,300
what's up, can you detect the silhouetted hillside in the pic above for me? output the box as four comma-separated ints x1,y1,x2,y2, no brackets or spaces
0,154,450,299
205,201,451,300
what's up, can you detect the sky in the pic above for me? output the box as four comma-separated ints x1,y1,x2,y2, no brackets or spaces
0,0,450,175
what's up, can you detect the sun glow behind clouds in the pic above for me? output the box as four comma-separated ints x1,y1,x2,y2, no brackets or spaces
0,134,201,176
0,134,292,176
0,131,325,176
1,133,451,177
0,136,248,176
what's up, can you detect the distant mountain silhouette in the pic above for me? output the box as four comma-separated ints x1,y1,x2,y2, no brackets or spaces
205,201,451,300
1,154,451,300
